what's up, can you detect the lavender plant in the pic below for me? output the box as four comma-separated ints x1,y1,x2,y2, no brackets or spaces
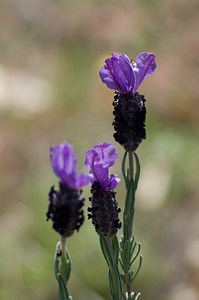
46,52,156,300
85,143,122,300
99,52,156,299
46,142,91,300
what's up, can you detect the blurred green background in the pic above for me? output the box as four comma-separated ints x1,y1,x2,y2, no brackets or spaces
0,0,199,299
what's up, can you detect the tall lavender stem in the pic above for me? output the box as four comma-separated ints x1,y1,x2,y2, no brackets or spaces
120,152,142,300
99,51,157,299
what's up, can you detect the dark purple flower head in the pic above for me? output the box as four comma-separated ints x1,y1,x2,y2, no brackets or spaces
47,183,85,237
50,141,91,189
85,142,120,191
99,52,156,95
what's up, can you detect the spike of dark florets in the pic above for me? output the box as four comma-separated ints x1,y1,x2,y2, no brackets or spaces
47,182,85,237
113,92,146,152
88,181,121,237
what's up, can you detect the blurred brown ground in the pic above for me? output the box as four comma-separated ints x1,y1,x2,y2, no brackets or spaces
0,0,199,300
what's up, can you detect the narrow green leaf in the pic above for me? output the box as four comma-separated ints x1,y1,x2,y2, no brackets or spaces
130,243,141,267
111,236,120,264
57,274,69,300
130,241,137,260
54,242,61,280
129,237,135,255
127,169,130,180
134,153,140,191
129,178,135,214
99,234,114,268
115,265,123,299
131,255,142,281
108,269,114,297
123,178,134,218
119,258,124,269
65,248,71,282
122,151,129,188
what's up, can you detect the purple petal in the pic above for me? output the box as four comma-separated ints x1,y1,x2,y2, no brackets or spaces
99,63,122,92
132,52,156,92
61,172,77,189
106,174,120,190
85,148,107,182
86,142,118,169
99,55,124,92
118,54,135,93
50,142,77,181
94,164,109,188
99,53,135,94
111,56,134,94
50,141,91,189
72,172,92,189
102,142,118,167
111,52,120,59
96,143,118,167
85,143,120,190
84,149,97,181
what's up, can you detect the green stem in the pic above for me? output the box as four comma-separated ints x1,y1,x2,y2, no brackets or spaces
128,151,135,238
128,151,134,180
54,241,72,300
120,152,142,299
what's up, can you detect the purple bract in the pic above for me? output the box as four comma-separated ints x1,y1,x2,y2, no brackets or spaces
99,52,156,94
85,142,120,191
50,141,91,189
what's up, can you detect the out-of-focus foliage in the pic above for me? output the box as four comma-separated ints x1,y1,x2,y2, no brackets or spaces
0,0,199,300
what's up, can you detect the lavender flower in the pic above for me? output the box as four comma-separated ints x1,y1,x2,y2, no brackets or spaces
99,52,156,151
47,141,91,237
85,143,121,237
85,142,120,191
99,52,156,95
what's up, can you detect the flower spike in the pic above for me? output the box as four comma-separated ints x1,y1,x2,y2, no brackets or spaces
99,52,156,151
47,141,91,237
85,143,121,237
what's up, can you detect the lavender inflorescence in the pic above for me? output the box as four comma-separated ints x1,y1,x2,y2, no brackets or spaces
47,181,85,237
88,181,121,237
113,92,146,152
